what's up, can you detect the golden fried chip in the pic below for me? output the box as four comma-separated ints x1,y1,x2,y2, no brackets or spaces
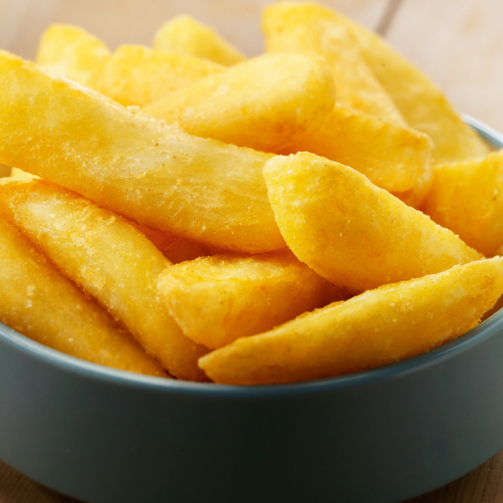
154,15,246,66
36,23,111,86
143,52,335,153
263,152,482,292
0,180,208,381
284,103,432,193
157,249,349,350
199,257,503,385
424,151,503,256
317,3,491,163
0,218,167,377
263,2,405,125
0,50,284,253
91,45,224,107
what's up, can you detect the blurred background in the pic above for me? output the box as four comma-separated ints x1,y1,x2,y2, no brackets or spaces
0,0,502,132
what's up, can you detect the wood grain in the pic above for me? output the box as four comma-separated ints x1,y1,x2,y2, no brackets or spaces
405,450,503,503
0,458,77,503
387,0,503,133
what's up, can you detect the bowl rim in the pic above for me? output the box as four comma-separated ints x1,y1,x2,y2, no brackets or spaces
1,116,502,398
2,308,503,398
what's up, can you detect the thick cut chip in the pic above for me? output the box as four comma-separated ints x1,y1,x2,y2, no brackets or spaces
316,3,491,163
36,24,111,86
264,152,482,292
0,180,209,381
157,249,350,349
0,50,284,253
0,218,167,377
91,45,224,107
154,15,246,66
285,103,432,193
143,52,336,153
199,257,503,385
262,2,405,126
424,151,503,257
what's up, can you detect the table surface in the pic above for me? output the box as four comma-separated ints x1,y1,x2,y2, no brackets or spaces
1,0,503,501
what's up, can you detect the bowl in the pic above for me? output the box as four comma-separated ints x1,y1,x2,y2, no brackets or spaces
1,119,503,503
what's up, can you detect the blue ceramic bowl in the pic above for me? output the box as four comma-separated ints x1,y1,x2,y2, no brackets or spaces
1,118,503,503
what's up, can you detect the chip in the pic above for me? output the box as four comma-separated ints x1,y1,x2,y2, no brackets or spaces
0,218,167,377
92,45,224,107
315,3,491,163
263,2,405,125
0,50,285,254
157,249,349,349
424,150,503,256
143,52,336,153
199,258,503,385
285,103,432,193
36,23,111,86
0,180,209,381
263,152,482,292
154,15,246,66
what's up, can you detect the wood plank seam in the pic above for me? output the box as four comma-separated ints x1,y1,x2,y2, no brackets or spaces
376,0,404,36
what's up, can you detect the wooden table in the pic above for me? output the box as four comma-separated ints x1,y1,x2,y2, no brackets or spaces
1,0,503,501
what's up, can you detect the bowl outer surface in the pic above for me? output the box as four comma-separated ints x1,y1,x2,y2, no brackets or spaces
2,311,503,503
1,120,503,503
